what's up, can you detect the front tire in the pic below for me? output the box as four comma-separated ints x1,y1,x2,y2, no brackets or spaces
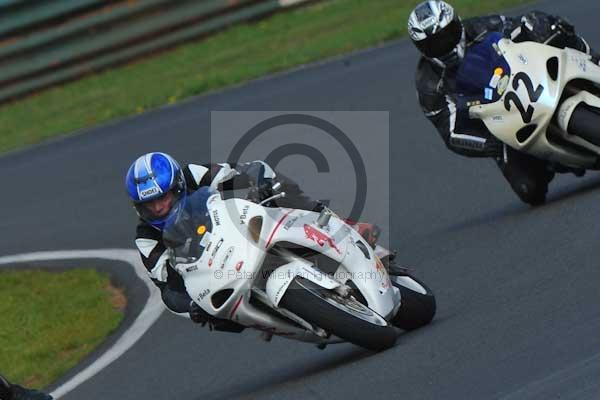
391,275,436,330
279,278,398,351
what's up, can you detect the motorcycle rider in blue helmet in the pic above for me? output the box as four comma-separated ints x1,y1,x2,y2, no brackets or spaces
126,152,188,232
125,152,387,331
408,1,599,205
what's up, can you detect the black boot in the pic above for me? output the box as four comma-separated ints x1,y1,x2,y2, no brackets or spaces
497,147,554,206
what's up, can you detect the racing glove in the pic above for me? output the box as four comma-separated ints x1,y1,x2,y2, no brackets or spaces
510,12,576,46
246,178,282,204
236,161,276,187
551,16,576,37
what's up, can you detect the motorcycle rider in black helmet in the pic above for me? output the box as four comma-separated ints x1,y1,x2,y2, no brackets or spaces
409,0,599,205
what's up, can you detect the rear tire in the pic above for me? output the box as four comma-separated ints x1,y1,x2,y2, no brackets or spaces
569,103,600,147
279,278,398,351
391,275,436,331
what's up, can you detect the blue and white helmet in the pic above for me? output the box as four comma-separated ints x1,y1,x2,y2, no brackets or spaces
125,152,187,230
408,1,465,68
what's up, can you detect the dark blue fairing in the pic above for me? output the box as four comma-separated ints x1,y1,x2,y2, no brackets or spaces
456,32,511,102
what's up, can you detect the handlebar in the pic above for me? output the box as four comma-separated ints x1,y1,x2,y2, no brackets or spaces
259,192,286,206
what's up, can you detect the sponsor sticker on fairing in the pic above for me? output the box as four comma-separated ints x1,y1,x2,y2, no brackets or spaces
497,75,510,96
220,247,235,269
484,88,494,101
212,210,221,226
185,265,198,273
283,215,300,230
207,193,220,205
235,261,244,272
239,205,250,225
518,54,528,65
489,67,503,88
200,232,211,248
303,224,341,254
197,289,210,301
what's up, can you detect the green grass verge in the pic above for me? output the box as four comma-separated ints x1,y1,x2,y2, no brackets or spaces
0,269,125,389
0,0,532,154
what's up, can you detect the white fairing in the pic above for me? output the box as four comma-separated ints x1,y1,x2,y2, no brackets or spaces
391,276,428,295
171,194,400,344
264,209,399,318
470,39,600,168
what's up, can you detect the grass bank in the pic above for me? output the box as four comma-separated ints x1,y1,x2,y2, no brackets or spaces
0,0,532,154
0,269,125,389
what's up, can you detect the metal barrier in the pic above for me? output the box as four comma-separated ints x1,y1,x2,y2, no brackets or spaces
0,0,313,103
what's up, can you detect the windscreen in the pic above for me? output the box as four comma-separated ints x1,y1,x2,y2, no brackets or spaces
162,187,215,263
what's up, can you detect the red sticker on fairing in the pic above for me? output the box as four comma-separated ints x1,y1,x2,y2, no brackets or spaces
303,224,341,254
235,261,244,272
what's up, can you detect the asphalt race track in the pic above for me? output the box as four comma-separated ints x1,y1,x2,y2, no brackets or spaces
2,0,600,399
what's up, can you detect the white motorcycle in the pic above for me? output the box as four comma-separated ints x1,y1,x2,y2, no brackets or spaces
162,186,436,351
470,38,600,170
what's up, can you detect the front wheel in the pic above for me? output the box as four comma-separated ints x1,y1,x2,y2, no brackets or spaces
391,275,436,330
279,278,398,351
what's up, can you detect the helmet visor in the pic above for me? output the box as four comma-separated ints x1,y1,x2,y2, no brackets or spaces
134,189,185,227
414,18,463,58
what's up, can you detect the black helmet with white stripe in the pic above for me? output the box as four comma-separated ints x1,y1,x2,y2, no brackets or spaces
408,1,465,68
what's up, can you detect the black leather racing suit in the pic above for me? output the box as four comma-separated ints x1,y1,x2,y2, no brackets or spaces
415,11,599,204
134,161,321,331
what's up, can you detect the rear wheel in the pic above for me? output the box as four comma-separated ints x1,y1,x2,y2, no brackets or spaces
569,103,600,147
391,275,436,331
279,278,398,351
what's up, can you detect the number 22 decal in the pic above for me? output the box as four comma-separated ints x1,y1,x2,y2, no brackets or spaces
503,72,544,124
